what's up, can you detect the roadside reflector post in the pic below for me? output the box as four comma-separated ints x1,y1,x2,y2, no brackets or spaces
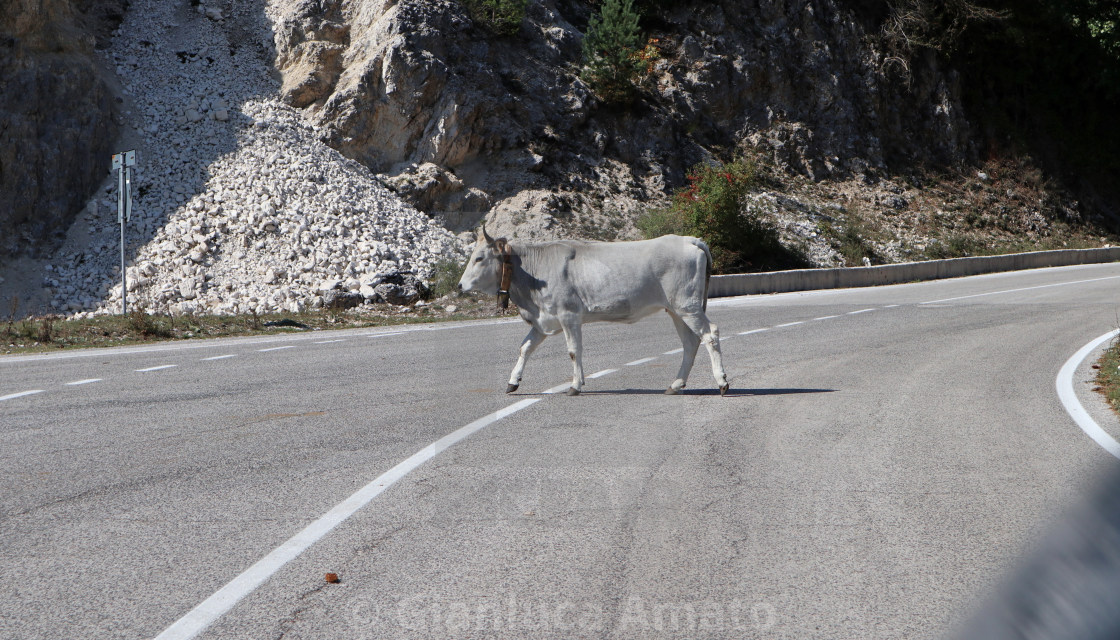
112,150,136,315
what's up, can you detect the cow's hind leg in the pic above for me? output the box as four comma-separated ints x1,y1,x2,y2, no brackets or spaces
667,311,701,395
681,312,729,396
508,326,547,393
560,321,584,395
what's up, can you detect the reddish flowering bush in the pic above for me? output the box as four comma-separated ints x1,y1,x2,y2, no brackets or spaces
638,157,808,273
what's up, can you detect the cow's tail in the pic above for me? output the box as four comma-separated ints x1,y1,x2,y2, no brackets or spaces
691,237,713,311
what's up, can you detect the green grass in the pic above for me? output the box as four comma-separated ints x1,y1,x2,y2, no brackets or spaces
1095,337,1120,414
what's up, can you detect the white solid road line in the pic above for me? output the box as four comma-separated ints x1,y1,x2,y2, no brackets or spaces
921,274,1120,305
154,397,541,640
65,379,102,386
136,365,177,373
0,390,44,401
1056,329,1120,460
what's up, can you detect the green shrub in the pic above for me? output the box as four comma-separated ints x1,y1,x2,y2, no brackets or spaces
462,0,527,36
428,256,467,299
637,158,809,273
581,0,644,102
818,212,883,266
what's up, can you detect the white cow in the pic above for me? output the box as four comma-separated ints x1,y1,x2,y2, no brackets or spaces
458,227,729,396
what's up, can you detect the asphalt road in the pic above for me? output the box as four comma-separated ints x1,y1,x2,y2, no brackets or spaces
3,263,1120,639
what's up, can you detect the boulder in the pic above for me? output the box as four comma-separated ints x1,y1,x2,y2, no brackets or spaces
322,290,363,309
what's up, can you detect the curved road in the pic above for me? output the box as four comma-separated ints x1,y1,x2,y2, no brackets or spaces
3,263,1120,639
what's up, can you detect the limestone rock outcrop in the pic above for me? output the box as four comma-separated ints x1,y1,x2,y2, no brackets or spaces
272,0,974,239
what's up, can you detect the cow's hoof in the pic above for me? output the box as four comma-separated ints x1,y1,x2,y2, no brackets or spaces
506,383,519,394
719,384,729,396
566,387,581,396
664,387,680,395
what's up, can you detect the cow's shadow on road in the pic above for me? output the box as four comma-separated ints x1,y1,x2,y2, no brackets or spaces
546,388,836,397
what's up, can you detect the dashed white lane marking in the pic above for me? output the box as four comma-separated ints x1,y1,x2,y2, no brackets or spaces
663,348,684,355
884,304,900,308
364,332,405,339
776,321,804,327
739,328,769,336
65,379,101,386
588,369,617,379
258,346,294,352
202,355,236,361
1057,329,1120,460
154,397,541,640
313,339,346,344
136,365,177,373
920,274,1120,305
847,308,876,315
814,315,839,321
1,390,44,401
625,357,657,366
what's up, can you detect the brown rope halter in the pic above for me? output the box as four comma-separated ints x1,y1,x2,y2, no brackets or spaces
495,239,513,309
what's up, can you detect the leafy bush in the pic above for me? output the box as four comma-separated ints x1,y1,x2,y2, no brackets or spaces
462,0,527,36
637,158,809,273
427,256,467,299
581,0,644,102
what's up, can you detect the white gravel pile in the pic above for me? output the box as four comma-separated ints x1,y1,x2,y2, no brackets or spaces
46,0,463,317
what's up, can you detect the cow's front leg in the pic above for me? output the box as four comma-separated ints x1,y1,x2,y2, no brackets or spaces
508,326,547,393
561,321,584,396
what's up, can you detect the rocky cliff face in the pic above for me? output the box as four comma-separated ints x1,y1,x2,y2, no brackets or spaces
272,0,975,239
0,0,121,257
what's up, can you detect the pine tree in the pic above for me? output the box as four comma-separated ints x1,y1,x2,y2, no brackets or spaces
581,0,643,102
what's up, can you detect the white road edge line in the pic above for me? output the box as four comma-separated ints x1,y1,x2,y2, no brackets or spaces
154,397,541,640
1057,329,1120,460
136,365,177,372
65,379,102,386
0,390,44,401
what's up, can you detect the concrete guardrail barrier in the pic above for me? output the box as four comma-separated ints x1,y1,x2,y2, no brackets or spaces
709,247,1120,298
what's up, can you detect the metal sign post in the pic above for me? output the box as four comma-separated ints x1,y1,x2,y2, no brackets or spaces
112,150,136,315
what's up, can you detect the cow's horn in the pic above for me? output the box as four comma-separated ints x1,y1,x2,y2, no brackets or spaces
480,223,495,245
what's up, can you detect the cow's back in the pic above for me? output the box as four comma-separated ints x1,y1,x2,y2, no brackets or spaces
532,235,709,321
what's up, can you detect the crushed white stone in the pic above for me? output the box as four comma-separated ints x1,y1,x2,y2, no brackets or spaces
49,0,463,318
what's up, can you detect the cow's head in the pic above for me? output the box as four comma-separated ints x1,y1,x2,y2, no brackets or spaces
458,224,507,295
